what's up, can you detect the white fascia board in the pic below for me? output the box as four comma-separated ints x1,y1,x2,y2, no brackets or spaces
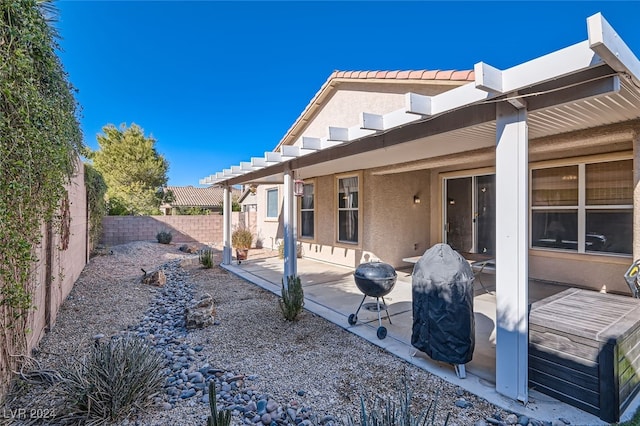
474,62,504,93
432,41,600,115
405,92,432,116
501,41,601,93
361,112,384,131
265,151,282,163
588,12,640,81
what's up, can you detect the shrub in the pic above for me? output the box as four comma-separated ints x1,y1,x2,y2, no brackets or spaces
277,241,303,259
156,230,173,244
58,335,165,423
200,248,214,269
231,226,253,249
207,381,231,426
279,275,304,321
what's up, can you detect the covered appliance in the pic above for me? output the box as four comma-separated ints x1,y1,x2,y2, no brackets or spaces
411,243,475,375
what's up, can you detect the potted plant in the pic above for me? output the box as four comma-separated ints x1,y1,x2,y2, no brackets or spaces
231,226,253,262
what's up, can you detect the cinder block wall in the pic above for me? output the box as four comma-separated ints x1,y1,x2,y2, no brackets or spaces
1,160,89,401
101,211,257,246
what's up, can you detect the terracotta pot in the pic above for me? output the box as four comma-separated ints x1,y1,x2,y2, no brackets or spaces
236,248,248,261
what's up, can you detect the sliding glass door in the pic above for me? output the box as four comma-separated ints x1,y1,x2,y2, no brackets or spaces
445,174,495,255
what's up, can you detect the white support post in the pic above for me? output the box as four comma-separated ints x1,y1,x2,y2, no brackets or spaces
495,101,529,403
222,186,232,265
283,167,296,288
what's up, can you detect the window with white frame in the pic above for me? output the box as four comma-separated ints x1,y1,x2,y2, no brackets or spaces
266,188,279,219
338,176,359,243
531,158,632,255
300,183,314,239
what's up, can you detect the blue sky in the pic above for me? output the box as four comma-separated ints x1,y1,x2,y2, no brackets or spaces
55,1,640,187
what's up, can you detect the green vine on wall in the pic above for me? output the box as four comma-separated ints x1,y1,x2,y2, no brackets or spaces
0,0,84,395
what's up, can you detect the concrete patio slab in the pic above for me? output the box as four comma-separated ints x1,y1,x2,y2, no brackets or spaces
221,254,640,425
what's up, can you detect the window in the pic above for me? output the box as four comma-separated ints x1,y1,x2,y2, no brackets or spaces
266,188,278,219
300,183,314,238
531,159,632,255
338,176,358,243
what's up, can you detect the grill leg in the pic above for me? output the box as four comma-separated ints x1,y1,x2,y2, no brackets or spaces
376,298,383,328
353,294,367,317
381,296,392,325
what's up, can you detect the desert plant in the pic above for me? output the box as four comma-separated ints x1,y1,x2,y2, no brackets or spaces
207,381,231,426
200,248,214,269
156,230,173,244
279,275,304,321
346,373,450,426
231,226,253,249
57,335,165,423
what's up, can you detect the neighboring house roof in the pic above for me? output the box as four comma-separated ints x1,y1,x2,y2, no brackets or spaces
275,69,475,150
163,186,241,208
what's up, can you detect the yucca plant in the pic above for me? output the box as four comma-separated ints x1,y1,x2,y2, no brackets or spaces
279,275,304,321
199,248,214,269
346,374,450,426
207,381,231,426
58,335,165,423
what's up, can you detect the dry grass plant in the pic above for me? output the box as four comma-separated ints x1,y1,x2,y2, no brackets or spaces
56,335,165,424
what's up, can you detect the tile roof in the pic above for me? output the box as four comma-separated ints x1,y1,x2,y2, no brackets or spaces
164,186,241,207
330,69,475,81
275,69,475,150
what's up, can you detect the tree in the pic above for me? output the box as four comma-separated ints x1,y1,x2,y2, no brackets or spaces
90,123,170,215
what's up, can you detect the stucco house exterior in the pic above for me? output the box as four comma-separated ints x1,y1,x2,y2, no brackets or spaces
201,13,640,415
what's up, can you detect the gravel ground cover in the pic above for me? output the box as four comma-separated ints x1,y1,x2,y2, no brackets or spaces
1,241,561,426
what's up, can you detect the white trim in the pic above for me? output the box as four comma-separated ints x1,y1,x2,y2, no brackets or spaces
588,12,640,81
266,187,279,219
405,92,432,116
495,102,529,403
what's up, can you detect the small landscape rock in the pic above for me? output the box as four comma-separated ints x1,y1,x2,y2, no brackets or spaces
141,269,166,287
505,414,518,425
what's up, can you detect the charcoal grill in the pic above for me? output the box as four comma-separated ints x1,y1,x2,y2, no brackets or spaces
348,262,397,339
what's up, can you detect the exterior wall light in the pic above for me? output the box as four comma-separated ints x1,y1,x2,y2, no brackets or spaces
294,179,305,197
413,195,421,204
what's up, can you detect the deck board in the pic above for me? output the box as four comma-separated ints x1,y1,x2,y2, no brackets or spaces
529,288,640,423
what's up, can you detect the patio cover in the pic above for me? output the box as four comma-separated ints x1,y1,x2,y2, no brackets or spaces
203,13,640,404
